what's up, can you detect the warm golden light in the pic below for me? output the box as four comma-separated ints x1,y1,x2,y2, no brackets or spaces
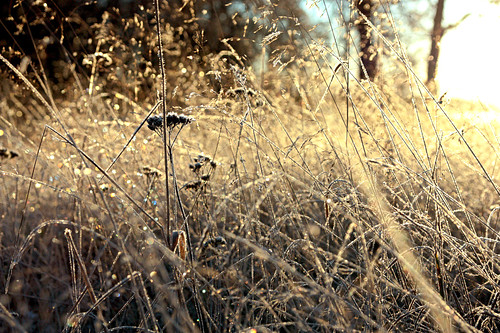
437,1,500,108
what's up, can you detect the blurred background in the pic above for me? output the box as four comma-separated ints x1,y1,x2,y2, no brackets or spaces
2,0,499,107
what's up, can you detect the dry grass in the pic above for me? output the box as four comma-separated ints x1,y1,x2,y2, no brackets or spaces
1,1,500,332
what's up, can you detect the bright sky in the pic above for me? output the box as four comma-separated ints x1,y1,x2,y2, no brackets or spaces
437,0,500,107
303,0,500,107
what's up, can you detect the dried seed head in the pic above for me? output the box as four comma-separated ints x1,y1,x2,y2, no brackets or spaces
213,236,227,246
226,87,256,98
0,148,19,159
183,180,203,191
166,113,178,127
193,154,215,166
195,154,210,163
147,115,163,131
178,114,194,125
170,230,187,260
200,236,227,254
190,154,215,174
166,112,194,128
189,162,202,173
147,112,194,133
142,166,162,177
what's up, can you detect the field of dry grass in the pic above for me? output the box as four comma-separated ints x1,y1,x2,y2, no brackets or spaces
1,1,500,332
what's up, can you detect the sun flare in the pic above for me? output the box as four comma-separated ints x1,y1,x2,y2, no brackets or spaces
437,2,500,108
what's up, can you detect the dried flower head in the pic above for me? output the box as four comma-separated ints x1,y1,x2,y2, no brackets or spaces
194,154,211,163
189,162,202,173
147,115,163,131
183,180,203,191
142,166,162,178
168,112,194,127
0,148,19,159
226,87,256,98
147,112,195,135
187,153,217,187
200,236,227,253
189,154,216,173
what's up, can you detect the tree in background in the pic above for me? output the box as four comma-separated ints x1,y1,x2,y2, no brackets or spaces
353,0,379,80
193,0,309,61
0,0,309,77
426,0,470,89
347,0,471,87
0,0,312,107
426,0,445,87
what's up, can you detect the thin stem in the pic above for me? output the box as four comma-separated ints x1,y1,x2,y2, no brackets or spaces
167,134,208,332
153,0,171,248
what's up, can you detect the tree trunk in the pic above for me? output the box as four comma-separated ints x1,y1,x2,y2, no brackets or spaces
427,0,445,85
355,0,378,80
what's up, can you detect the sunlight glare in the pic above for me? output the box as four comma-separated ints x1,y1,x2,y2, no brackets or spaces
437,3,500,107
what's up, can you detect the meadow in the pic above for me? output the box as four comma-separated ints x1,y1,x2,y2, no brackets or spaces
1,1,500,332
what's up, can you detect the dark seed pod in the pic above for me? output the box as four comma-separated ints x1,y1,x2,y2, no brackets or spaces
0,148,19,159
147,113,194,132
147,115,163,131
189,162,202,173
226,87,256,97
184,180,203,190
178,114,194,125
213,236,227,246
166,112,180,127
142,166,162,177
200,236,227,254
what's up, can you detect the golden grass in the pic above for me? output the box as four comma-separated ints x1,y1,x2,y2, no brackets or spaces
1,2,500,332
